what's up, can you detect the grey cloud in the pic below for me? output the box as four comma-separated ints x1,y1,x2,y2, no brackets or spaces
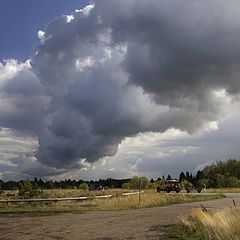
1,1,240,171
0,128,65,180
94,0,240,98
0,65,48,134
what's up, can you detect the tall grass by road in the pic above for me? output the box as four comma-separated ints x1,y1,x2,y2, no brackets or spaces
79,191,223,211
0,190,223,213
181,207,240,240
161,206,240,240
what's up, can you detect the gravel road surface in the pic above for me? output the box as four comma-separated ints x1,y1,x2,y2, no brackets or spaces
0,193,239,240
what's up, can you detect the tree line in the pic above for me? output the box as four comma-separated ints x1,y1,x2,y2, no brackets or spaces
0,177,130,191
194,159,240,188
175,159,240,189
0,158,240,192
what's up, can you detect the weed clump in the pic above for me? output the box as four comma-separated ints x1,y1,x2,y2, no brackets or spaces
181,207,240,240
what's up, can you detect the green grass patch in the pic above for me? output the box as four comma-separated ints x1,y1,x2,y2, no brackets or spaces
159,224,205,240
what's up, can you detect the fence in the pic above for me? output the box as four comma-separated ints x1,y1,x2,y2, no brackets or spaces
0,191,144,204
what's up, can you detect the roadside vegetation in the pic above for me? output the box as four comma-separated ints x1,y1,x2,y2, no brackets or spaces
0,190,223,213
0,158,240,213
161,206,240,240
1,159,240,196
0,177,223,213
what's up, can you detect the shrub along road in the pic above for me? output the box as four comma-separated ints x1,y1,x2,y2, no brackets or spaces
0,193,239,240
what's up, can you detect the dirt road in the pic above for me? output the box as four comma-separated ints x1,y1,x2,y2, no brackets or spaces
0,193,239,240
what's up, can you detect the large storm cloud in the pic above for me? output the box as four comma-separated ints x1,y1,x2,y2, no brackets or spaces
1,0,240,169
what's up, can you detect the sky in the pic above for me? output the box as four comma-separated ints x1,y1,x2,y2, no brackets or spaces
0,0,88,61
0,0,240,181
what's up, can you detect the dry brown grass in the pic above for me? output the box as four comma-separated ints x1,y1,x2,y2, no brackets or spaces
0,190,223,212
40,188,126,198
96,192,223,211
181,207,240,240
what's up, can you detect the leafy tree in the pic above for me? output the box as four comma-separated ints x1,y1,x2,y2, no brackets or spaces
129,176,149,189
18,179,42,198
210,174,225,188
226,177,240,188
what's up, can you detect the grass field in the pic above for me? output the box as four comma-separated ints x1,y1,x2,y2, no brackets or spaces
0,188,126,200
0,189,223,213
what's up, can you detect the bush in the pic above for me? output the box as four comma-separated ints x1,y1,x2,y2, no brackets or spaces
79,183,89,191
147,181,158,189
181,180,194,192
122,182,131,190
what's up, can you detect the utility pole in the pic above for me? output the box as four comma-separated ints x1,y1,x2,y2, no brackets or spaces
139,180,143,205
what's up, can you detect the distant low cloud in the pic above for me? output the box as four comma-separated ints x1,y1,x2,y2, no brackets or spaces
0,1,240,176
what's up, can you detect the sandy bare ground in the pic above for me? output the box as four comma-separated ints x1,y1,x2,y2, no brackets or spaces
0,193,239,240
